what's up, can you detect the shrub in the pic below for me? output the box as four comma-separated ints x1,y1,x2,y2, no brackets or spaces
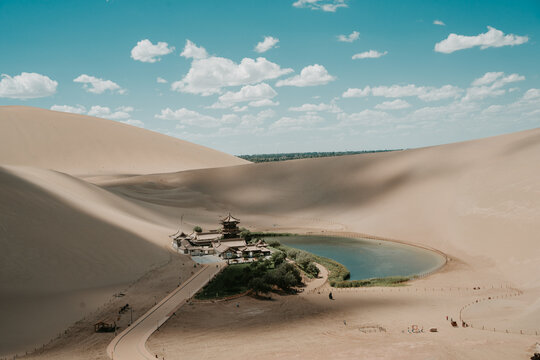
271,251,286,266
239,228,252,241
249,277,271,295
193,226,202,233
305,262,320,277
331,276,409,288
267,240,281,247
286,249,299,260
296,253,312,269
267,262,302,291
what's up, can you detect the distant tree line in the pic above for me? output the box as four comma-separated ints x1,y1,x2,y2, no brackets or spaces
237,150,400,163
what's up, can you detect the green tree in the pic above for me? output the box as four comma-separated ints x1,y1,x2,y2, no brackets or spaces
271,251,286,266
249,277,271,296
193,226,202,233
296,253,312,269
305,262,320,277
239,228,252,242
286,249,299,260
268,262,302,291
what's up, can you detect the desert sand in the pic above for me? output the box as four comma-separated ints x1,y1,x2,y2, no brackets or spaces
0,106,248,176
1,106,539,359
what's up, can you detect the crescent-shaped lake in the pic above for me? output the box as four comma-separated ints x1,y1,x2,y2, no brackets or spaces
271,235,445,280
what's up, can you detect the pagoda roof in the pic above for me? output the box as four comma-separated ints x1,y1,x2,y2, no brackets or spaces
220,213,240,223
170,229,189,239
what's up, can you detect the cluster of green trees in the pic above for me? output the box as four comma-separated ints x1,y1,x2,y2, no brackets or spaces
239,228,296,243
332,276,409,287
196,252,302,299
268,241,350,285
237,150,398,163
281,248,320,278
247,253,302,295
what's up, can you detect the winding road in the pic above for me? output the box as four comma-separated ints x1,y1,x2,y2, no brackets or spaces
107,262,225,360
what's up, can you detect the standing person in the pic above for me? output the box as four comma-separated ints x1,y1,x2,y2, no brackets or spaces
329,292,333,300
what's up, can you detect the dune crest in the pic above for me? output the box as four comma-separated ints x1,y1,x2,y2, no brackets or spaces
0,106,248,176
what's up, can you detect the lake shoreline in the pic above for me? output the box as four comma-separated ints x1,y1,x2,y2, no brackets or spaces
263,232,447,284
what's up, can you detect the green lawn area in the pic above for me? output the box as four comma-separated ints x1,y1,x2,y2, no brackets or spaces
195,263,251,300
195,254,303,300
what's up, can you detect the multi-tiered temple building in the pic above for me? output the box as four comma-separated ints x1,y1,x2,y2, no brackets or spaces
170,214,270,260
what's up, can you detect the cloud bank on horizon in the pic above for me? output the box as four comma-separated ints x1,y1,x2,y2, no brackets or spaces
0,0,538,154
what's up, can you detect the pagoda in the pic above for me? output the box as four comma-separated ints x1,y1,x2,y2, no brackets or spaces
220,213,241,239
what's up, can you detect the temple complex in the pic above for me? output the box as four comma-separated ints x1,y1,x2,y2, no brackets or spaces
170,214,271,261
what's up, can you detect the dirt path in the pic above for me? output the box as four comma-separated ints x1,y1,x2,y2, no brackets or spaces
107,262,225,360
301,263,329,294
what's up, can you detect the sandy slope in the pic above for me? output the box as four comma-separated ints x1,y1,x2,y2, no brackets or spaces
104,127,540,289
100,127,540,359
2,107,540,359
0,165,188,356
0,106,248,176
0,105,249,357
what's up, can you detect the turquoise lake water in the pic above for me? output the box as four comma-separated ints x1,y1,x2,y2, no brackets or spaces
269,235,445,280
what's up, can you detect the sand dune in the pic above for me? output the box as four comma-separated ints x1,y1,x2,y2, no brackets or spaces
0,106,248,176
0,165,189,356
104,128,540,289
2,103,539,359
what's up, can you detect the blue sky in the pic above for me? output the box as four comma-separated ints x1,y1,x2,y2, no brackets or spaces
1,0,539,154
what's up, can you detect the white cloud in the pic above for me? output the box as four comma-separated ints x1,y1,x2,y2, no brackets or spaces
342,87,371,98
289,102,341,113
276,64,335,87
408,87,540,126
374,99,411,110
523,88,540,100
173,42,293,95
233,106,248,112
418,85,463,101
249,99,280,107
121,119,145,128
51,104,141,125
156,107,274,130
433,20,445,26
130,39,174,63
240,109,275,127
337,31,359,42
73,74,125,94
180,39,209,59
463,72,525,101
155,107,225,127
255,36,279,53
371,84,424,97
0,72,57,99
343,84,462,101
472,72,504,86
87,105,133,120
51,105,138,127
435,26,528,54
471,72,524,88
293,0,348,12
338,109,392,126
50,104,86,114
270,113,324,130
352,50,388,59
463,86,505,101
218,83,277,104
156,77,168,84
